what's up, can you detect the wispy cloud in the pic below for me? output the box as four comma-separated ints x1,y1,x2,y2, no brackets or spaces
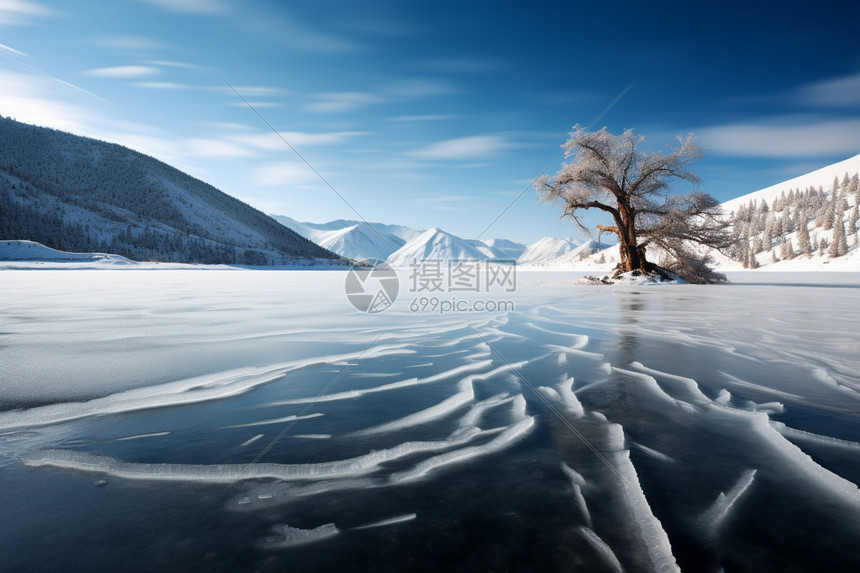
233,131,364,150
408,135,516,160
96,34,167,53
135,81,188,90
137,0,227,15
0,0,55,26
219,85,284,98
304,79,456,114
253,161,322,187
697,117,860,158
423,58,502,74
235,7,362,53
145,59,209,71
792,73,860,109
305,92,380,113
85,65,159,79
186,138,254,158
415,193,474,203
385,78,456,98
390,114,457,122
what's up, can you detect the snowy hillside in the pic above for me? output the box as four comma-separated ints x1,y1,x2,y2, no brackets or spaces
0,117,340,265
718,154,860,271
0,240,134,264
482,238,527,260
517,237,581,265
722,154,860,215
387,228,491,267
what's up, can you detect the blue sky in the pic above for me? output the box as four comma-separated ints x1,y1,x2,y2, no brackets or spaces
2,0,860,244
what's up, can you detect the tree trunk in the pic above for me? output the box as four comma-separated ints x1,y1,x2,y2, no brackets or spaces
608,205,652,275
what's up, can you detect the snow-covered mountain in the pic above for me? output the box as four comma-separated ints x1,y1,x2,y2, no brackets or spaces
272,215,528,264
517,237,582,265
387,227,491,267
271,215,422,262
482,238,528,260
0,117,339,264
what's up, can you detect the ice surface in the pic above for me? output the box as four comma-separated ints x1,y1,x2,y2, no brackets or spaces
265,360,494,406
701,469,757,536
457,393,512,428
772,422,860,452
259,523,339,549
578,527,624,573
352,513,418,530
220,413,323,429
604,423,681,572
561,463,592,527
4,269,860,571
239,434,264,447
390,416,536,483
22,426,488,484
630,441,674,463
352,378,474,435
116,432,170,441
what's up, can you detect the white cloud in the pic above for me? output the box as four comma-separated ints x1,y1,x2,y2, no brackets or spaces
390,114,456,122
305,92,379,113
697,118,860,158
233,131,364,150
85,65,159,79
135,81,188,90
0,0,54,25
145,60,208,71
137,0,227,15
186,138,254,158
226,100,282,109
408,135,516,160
221,85,284,98
253,162,320,187
793,73,860,108
384,78,456,98
97,34,167,53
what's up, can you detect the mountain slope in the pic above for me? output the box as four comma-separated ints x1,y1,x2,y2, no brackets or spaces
722,153,860,214
271,215,417,262
717,153,860,271
517,237,581,265
387,228,490,267
482,238,528,260
0,117,339,264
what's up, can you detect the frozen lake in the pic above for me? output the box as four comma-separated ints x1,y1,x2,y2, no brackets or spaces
1,269,859,572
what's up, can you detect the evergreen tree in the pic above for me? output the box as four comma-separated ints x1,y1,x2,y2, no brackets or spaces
796,212,811,256
849,203,859,235
823,189,836,230
829,219,847,258
748,248,759,269
780,239,794,260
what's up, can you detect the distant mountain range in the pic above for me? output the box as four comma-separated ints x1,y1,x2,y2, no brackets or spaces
0,117,340,265
272,215,594,267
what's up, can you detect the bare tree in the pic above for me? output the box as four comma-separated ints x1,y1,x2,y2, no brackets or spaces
536,125,733,283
